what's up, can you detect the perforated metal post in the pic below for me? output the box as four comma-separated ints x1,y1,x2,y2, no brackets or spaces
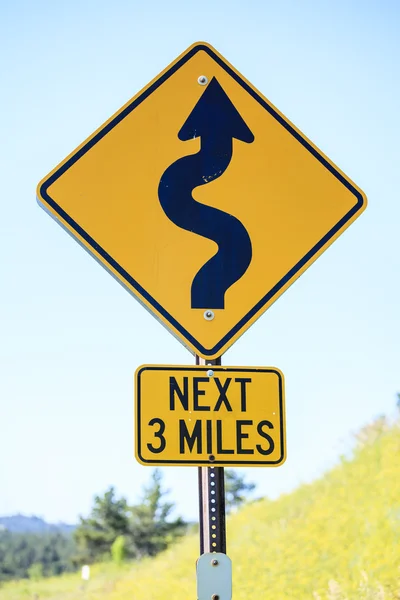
196,355,227,555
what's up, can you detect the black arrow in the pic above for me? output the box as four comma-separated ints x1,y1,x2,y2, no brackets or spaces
158,77,254,310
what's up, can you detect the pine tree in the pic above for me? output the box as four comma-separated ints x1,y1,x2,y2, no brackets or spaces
74,471,186,562
128,469,186,557
74,487,129,562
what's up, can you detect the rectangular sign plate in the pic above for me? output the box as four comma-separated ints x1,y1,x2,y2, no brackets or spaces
135,365,286,467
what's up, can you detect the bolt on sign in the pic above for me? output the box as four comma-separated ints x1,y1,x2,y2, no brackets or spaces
37,42,366,359
135,365,285,467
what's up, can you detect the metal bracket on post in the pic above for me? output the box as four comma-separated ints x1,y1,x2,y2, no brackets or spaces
197,553,232,600
196,355,231,600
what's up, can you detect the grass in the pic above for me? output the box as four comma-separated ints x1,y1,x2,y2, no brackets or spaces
1,416,400,599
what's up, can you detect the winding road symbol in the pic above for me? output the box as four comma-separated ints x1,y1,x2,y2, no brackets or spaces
158,77,254,310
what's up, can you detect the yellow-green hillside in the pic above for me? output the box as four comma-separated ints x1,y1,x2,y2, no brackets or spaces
1,417,400,599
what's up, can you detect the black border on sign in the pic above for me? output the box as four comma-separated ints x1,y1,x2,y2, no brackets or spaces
38,43,365,357
135,365,285,466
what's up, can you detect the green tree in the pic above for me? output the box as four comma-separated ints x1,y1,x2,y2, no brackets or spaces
74,471,186,563
0,531,76,582
74,486,129,562
128,469,186,558
224,469,256,513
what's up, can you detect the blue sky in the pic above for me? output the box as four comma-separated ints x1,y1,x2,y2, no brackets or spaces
1,0,399,524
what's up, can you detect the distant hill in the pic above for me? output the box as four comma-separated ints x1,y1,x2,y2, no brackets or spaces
0,514,75,534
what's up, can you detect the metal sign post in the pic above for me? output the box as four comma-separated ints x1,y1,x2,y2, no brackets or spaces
196,355,231,600
198,465,226,555
196,355,226,555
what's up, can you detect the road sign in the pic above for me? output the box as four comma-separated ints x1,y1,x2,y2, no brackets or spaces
135,365,285,467
37,42,367,359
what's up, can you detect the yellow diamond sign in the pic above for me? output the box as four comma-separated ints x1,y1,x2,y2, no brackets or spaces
37,42,366,358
